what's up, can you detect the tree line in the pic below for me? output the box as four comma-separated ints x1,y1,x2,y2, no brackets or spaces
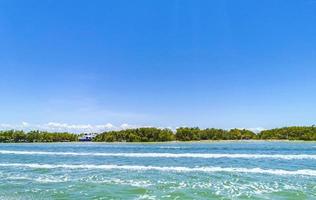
94,127,257,142
0,130,78,143
1,126,316,143
94,126,316,142
259,126,316,140
93,128,175,142
175,127,256,141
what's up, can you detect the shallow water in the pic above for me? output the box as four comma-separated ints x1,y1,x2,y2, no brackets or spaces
0,141,315,199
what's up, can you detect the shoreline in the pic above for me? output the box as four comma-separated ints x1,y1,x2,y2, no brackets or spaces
1,140,316,144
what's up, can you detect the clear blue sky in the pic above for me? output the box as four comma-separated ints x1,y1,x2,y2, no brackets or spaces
0,0,316,131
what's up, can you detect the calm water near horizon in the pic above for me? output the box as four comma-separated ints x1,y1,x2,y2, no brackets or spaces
0,141,316,199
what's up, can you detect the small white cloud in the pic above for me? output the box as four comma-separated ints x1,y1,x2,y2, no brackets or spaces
0,122,161,133
96,123,115,130
120,123,132,129
1,122,118,133
22,122,29,127
0,124,13,129
248,127,266,133
235,127,266,133
44,122,111,133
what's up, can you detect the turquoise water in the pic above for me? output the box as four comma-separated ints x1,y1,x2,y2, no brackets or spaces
0,142,316,199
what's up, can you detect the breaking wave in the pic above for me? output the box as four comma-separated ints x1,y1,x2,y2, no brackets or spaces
0,163,316,176
1,150,316,160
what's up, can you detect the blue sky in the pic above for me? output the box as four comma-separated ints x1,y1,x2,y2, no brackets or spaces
0,0,316,132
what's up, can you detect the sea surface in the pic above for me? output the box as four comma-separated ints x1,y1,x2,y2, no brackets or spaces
0,141,316,200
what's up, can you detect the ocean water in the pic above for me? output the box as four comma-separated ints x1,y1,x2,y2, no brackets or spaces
0,142,316,199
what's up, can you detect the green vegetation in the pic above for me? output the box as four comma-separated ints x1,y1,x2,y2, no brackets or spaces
94,126,316,142
175,127,256,141
1,126,316,143
93,127,175,142
258,126,316,140
0,130,78,143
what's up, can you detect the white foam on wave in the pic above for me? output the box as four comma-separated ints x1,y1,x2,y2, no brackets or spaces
159,146,182,149
0,174,68,183
0,163,316,176
1,150,316,160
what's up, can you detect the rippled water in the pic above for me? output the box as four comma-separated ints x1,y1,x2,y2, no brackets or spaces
0,141,316,199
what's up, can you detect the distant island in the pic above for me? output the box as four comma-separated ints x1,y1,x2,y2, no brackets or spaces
1,126,316,143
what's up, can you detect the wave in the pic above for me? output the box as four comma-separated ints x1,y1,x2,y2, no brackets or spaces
1,150,316,160
0,163,315,176
158,146,182,149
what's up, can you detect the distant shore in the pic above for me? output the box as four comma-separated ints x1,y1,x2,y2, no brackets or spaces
1,126,316,143
1,140,316,144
